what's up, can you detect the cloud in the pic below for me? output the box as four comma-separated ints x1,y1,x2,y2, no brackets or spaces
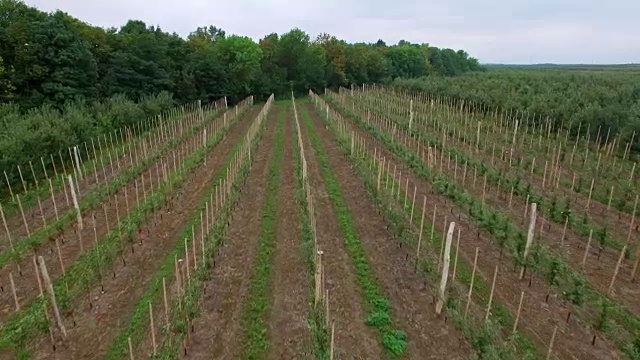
24,0,640,64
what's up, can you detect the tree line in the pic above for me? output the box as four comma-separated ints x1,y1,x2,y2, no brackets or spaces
0,0,482,188
0,0,482,109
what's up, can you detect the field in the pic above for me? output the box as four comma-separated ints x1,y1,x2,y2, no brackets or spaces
0,84,639,360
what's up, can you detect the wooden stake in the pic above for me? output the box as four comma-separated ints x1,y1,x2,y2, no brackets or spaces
485,265,498,322
520,203,537,279
149,302,157,356
608,246,626,294
128,337,134,360
163,277,169,325
464,247,479,318
68,175,83,230
0,203,14,252
512,291,524,333
581,230,593,271
330,321,335,360
37,256,67,338
17,195,30,237
546,326,558,360
3,170,15,203
415,196,427,270
436,222,455,314
452,228,461,282
10,271,19,311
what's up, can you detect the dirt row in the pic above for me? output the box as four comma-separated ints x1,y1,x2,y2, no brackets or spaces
328,99,623,359
303,102,472,359
0,110,206,253
182,104,282,359
26,106,259,359
0,107,240,323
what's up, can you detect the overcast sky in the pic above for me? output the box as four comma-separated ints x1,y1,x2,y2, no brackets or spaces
24,0,639,64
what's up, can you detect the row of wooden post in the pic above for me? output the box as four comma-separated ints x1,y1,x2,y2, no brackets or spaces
319,89,567,359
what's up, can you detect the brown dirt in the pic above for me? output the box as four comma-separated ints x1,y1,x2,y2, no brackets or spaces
28,107,260,360
299,104,383,359
328,101,623,359
266,105,310,359
181,104,281,359
0,110,227,322
305,102,472,359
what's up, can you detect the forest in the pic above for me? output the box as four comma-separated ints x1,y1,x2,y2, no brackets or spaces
394,66,640,153
0,0,481,185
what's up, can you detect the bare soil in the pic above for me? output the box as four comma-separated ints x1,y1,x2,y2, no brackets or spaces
299,104,383,359
182,105,280,359
266,106,310,359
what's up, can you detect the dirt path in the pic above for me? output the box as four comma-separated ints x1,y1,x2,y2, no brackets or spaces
266,105,310,359
29,107,260,360
329,101,623,359
183,104,281,359
299,104,383,360
305,102,472,359
0,108,236,323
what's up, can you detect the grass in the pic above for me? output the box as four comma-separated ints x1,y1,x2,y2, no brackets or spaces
239,103,284,359
300,103,407,357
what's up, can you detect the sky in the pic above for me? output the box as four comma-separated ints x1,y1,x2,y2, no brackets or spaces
24,0,640,64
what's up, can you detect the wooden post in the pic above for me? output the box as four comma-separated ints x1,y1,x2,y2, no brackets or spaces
3,170,15,203
0,203,14,252
68,175,83,230
608,246,626,294
149,302,157,356
626,195,638,246
128,337,134,360
581,230,593,271
464,247,479,319
520,203,537,279
586,178,595,209
10,271,19,311
330,321,335,360
415,196,427,270
452,228,461,282
37,256,67,338
546,326,558,360
163,277,169,326
436,222,455,314
512,291,524,333
485,265,498,322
